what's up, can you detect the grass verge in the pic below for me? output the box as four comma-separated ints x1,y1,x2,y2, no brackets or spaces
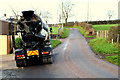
105,55,119,66
89,38,118,55
60,28,70,38
89,38,119,66
51,40,61,48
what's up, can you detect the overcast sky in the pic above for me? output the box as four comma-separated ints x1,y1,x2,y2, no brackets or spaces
0,0,119,23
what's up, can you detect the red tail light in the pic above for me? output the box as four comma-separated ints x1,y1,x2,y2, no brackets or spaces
16,55,25,57
42,52,49,54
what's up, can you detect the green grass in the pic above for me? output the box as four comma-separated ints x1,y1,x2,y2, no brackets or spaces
49,27,70,38
92,24,118,31
89,38,118,55
51,40,61,48
49,27,59,34
105,55,120,66
60,28,70,38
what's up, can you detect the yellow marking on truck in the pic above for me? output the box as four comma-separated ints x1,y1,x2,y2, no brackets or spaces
27,50,39,56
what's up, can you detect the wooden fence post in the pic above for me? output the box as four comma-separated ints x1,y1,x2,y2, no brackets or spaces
105,30,107,38
96,30,109,38
117,34,119,43
96,31,99,38
112,39,114,44
100,31,101,38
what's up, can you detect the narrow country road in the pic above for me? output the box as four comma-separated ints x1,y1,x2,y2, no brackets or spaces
2,28,118,78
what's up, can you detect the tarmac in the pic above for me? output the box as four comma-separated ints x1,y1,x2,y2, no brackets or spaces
0,54,17,70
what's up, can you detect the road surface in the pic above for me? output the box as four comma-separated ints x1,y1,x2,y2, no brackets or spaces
2,28,118,79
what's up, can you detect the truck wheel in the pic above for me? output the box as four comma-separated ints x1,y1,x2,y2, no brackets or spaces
47,56,53,64
16,60,27,67
39,55,43,64
43,57,47,64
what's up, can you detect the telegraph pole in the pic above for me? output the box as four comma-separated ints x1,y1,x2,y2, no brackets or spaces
87,0,89,23
61,2,63,30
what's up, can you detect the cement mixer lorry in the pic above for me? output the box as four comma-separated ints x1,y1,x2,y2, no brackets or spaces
12,10,53,67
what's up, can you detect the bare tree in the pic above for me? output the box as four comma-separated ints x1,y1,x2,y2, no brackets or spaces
58,14,62,23
107,10,114,20
11,7,19,21
41,11,52,23
59,1,74,26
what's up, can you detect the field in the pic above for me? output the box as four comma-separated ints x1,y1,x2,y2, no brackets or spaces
92,24,118,31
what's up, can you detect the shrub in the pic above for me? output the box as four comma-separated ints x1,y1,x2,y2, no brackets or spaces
108,26,120,43
79,23,94,36
15,38,22,48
